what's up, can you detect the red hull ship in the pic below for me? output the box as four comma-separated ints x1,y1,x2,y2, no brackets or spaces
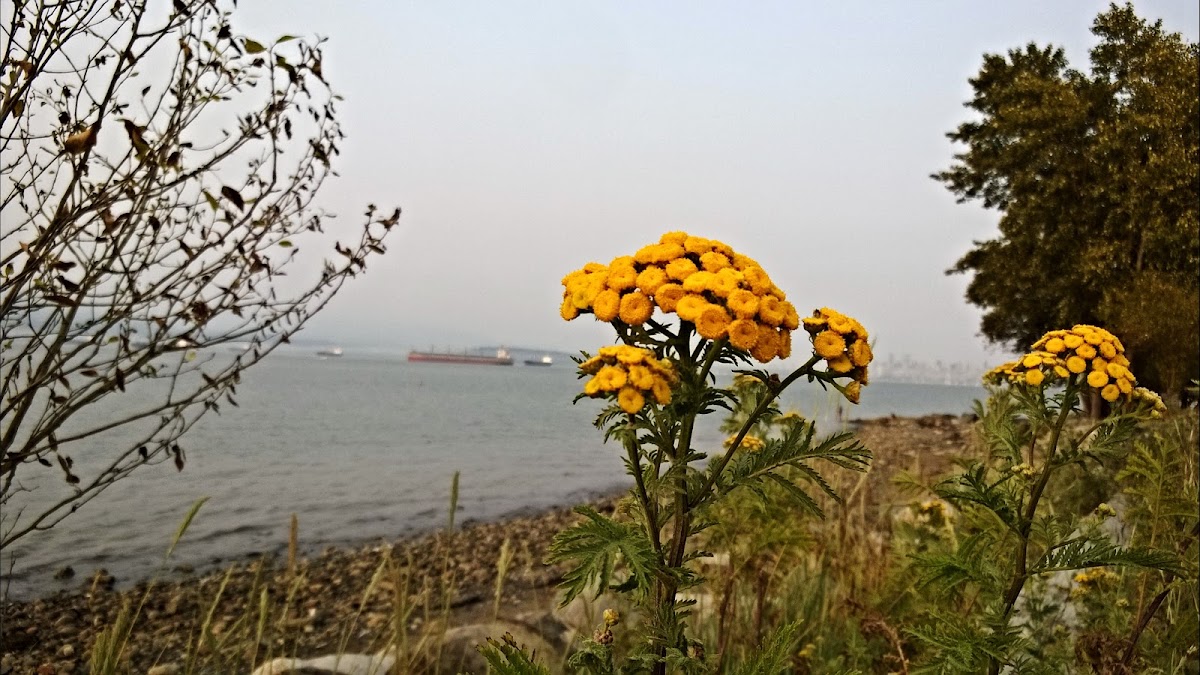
407,348,513,366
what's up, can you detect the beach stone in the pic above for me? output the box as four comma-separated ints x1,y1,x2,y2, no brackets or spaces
249,648,396,675
147,664,180,675
433,621,559,675
54,566,75,580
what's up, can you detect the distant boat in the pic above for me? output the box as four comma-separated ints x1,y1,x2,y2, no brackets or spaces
524,355,553,367
316,347,344,358
408,347,513,366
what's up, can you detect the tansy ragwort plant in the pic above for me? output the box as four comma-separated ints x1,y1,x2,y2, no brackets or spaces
908,324,1185,674
481,232,873,675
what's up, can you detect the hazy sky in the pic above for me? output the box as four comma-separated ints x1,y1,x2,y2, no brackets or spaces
234,1,1198,365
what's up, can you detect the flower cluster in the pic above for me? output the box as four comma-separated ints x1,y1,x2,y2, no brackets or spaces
579,345,677,414
983,325,1165,409
561,232,800,363
1070,567,1120,599
722,434,765,452
801,307,873,402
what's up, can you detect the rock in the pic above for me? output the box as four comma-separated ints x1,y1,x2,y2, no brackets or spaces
87,568,115,592
249,648,396,675
58,644,74,658
433,622,560,675
54,566,75,580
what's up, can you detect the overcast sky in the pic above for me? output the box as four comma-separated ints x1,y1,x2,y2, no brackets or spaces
233,1,1198,365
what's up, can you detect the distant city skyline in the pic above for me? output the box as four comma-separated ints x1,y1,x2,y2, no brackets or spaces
229,1,1198,368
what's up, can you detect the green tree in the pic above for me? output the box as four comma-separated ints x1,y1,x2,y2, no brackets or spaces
0,0,397,549
936,3,1199,401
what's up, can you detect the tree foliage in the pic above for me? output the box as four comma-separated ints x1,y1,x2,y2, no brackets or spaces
0,0,396,548
936,3,1198,398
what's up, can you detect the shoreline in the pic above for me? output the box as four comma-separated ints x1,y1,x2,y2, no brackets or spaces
0,414,976,674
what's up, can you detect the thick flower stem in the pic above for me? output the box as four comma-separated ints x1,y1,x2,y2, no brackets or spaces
624,431,661,555
650,335,726,675
988,383,1076,675
697,356,820,502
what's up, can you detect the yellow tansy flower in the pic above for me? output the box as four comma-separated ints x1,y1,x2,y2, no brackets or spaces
813,331,846,360
1087,370,1110,388
683,235,713,256
619,291,654,326
617,386,645,414
1066,356,1087,374
849,340,873,367
561,298,579,321
1021,354,1042,368
593,289,621,322
1044,337,1066,353
660,231,689,245
743,266,773,295
844,380,862,404
696,304,731,340
759,295,785,327
1025,369,1045,386
595,365,627,391
827,355,854,374
750,324,780,362
1105,363,1128,379
778,328,792,359
1076,344,1097,360
655,284,685,312
726,289,760,319
636,266,668,295
801,316,827,333
710,268,742,297
728,319,759,350
1098,341,1117,359
607,264,638,292
699,251,731,272
1100,384,1121,402
782,303,800,331
1063,334,1084,349
627,364,654,389
682,271,717,294
665,257,699,281
651,378,671,405
828,314,854,335
675,294,709,323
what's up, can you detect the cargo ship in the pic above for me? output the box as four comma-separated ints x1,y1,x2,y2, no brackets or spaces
407,347,514,366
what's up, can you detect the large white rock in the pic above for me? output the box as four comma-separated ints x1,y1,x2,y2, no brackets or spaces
249,648,396,675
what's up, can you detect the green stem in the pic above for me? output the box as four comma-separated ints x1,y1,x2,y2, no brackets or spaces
624,428,661,555
988,382,1077,675
696,355,821,503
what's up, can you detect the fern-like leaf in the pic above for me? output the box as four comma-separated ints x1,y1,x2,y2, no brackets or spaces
477,633,551,675
729,622,799,675
1031,537,1184,575
546,506,664,606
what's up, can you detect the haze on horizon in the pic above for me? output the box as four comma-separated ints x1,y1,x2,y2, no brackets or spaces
234,1,1199,367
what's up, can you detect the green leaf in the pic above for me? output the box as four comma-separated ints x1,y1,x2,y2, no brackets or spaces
276,34,299,43
730,622,800,675
165,496,209,560
277,240,293,248
243,38,267,54
477,633,550,675
1031,538,1184,575
545,505,664,606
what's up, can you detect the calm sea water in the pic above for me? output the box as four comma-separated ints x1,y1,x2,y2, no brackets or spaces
1,349,986,600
